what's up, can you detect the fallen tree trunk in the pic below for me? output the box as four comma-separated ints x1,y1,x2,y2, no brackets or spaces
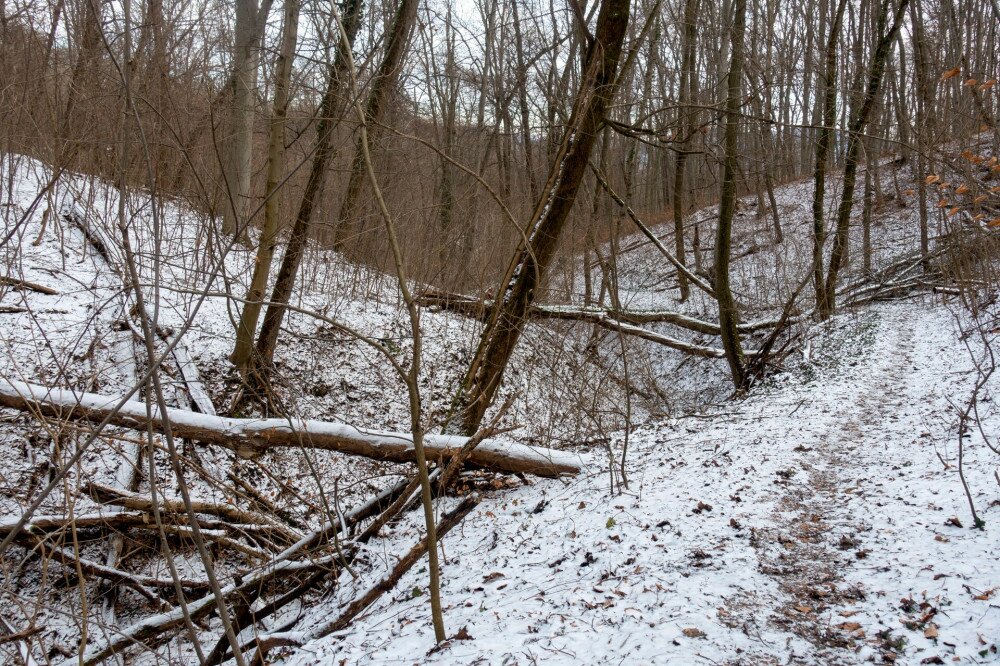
418,289,785,336
0,380,581,478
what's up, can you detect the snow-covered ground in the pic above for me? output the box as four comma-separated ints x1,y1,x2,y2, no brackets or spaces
283,302,1000,665
0,148,997,665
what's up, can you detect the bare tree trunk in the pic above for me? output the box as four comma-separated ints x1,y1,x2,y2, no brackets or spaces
435,5,460,274
221,0,263,237
332,0,420,253
511,0,538,202
60,0,105,164
230,0,299,373
811,0,848,313
249,0,363,383
716,0,748,390
910,0,933,270
821,0,909,318
450,0,631,436
672,0,698,302
862,140,874,275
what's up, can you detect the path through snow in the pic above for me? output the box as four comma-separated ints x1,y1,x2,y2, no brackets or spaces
283,302,1000,666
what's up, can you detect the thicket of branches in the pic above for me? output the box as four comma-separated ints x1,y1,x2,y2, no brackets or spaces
3,0,995,293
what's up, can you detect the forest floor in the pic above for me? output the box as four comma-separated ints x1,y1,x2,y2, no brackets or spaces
283,302,1000,666
0,153,997,665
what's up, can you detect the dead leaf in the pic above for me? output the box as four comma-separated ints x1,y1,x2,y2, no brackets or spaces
682,627,706,638
838,621,863,632
945,516,964,528
452,626,474,641
693,501,713,514
794,605,813,614
941,67,962,81
925,623,939,639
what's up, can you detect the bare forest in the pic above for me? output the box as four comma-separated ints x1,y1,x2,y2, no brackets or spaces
0,0,999,662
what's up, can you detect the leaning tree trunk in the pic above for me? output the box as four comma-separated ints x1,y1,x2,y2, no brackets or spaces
249,0,363,383
821,0,910,318
715,0,748,391
450,0,631,436
231,0,299,373
811,0,848,314
332,0,420,253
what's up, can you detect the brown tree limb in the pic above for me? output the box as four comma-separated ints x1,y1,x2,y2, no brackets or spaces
312,495,479,638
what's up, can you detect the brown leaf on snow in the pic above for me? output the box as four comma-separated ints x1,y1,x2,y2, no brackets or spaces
452,626,474,641
973,588,996,601
794,605,813,614
944,516,963,528
838,621,863,632
839,610,858,617
682,627,707,638
924,623,939,639
483,572,505,583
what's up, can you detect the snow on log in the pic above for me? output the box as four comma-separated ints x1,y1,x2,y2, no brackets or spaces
0,379,582,478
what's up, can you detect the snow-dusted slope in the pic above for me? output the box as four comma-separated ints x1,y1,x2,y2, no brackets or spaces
1,149,998,666
282,303,1000,665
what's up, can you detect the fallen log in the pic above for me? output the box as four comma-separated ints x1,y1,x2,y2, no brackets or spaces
0,380,582,478
418,289,784,336
0,275,59,295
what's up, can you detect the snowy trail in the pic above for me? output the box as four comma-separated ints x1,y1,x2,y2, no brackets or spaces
284,303,1000,666
746,310,923,662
